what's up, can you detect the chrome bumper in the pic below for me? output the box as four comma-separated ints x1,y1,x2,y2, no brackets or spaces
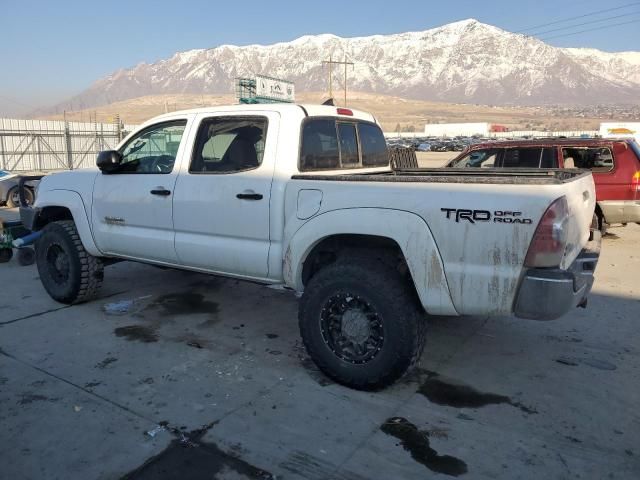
599,200,640,224
514,231,601,320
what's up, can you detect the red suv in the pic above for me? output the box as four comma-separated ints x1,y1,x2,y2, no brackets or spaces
447,138,640,231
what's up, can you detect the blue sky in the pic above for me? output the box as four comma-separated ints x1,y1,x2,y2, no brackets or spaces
1,0,639,115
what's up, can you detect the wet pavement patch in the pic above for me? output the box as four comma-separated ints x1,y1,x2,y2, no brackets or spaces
381,417,467,477
144,293,219,318
16,393,60,405
115,325,159,343
555,356,617,371
417,373,536,414
122,424,273,480
95,357,118,369
266,333,279,339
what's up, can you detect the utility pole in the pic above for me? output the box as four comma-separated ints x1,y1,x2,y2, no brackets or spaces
322,55,354,106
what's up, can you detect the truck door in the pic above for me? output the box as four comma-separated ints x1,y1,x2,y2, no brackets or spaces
172,112,279,279
91,118,190,262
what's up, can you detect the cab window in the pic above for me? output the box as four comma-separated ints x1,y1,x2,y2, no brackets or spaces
190,117,268,173
118,120,187,174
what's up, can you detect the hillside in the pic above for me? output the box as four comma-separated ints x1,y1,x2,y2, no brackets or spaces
44,91,609,132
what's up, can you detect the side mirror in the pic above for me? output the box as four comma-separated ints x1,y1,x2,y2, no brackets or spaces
97,150,123,173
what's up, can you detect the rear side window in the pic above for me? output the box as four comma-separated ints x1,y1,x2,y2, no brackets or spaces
501,148,556,168
190,116,268,173
300,118,388,171
562,147,614,172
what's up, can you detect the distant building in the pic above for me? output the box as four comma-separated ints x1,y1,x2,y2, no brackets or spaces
599,122,640,142
423,122,508,137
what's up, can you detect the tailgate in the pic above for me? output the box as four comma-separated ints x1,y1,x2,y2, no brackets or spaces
560,172,597,270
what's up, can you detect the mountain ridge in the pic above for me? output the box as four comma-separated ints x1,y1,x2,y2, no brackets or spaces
42,19,640,113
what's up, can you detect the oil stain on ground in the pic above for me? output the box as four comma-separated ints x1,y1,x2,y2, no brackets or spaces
417,372,537,414
114,325,159,343
122,424,273,480
144,293,219,318
381,417,467,477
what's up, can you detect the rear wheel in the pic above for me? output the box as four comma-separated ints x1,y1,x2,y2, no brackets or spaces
35,220,104,304
6,186,34,208
299,257,426,390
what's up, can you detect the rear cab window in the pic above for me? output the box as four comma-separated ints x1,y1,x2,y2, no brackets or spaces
300,118,388,171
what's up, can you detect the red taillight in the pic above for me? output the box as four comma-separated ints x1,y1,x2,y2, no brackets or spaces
525,196,570,268
336,108,353,116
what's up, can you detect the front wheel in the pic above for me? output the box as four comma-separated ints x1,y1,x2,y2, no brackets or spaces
299,258,427,390
35,220,104,304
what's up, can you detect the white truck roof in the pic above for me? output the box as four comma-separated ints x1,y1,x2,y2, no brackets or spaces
144,103,377,127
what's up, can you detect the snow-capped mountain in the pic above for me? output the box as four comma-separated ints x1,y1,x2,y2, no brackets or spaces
49,19,640,111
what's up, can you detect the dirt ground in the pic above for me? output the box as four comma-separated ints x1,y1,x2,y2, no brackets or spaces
0,207,639,479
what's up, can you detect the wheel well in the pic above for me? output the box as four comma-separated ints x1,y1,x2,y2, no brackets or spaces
595,203,603,220
301,234,411,286
35,206,73,229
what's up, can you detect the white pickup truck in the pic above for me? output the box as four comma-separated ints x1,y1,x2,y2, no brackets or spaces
20,104,601,389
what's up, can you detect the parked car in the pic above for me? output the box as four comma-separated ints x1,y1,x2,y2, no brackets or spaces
21,104,600,390
447,138,640,232
0,170,37,207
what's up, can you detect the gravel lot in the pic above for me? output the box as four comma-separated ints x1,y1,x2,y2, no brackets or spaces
0,205,639,480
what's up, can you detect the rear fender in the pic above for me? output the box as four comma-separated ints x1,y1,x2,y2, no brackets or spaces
284,208,458,316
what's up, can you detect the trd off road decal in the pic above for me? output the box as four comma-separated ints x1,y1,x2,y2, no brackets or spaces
441,208,533,225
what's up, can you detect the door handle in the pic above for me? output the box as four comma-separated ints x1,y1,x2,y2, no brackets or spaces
236,191,263,201
150,188,171,196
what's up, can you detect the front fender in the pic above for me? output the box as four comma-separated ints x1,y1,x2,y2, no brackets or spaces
284,208,458,316
28,189,101,257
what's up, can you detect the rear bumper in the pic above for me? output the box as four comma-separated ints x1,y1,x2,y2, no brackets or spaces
514,231,601,320
599,200,640,224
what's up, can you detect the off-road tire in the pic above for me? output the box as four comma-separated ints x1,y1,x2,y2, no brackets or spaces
299,258,427,390
6,186,34,208
35,220,104,304
17,247,35,266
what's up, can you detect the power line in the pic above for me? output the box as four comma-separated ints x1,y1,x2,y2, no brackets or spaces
539,17,640,40
530,10,640,37
516,2,640,33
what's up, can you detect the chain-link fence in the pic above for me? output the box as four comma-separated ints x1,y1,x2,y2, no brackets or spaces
0,117,136,172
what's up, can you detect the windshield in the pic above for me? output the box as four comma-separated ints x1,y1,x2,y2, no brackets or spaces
0,170,9,178
450,149,499,168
